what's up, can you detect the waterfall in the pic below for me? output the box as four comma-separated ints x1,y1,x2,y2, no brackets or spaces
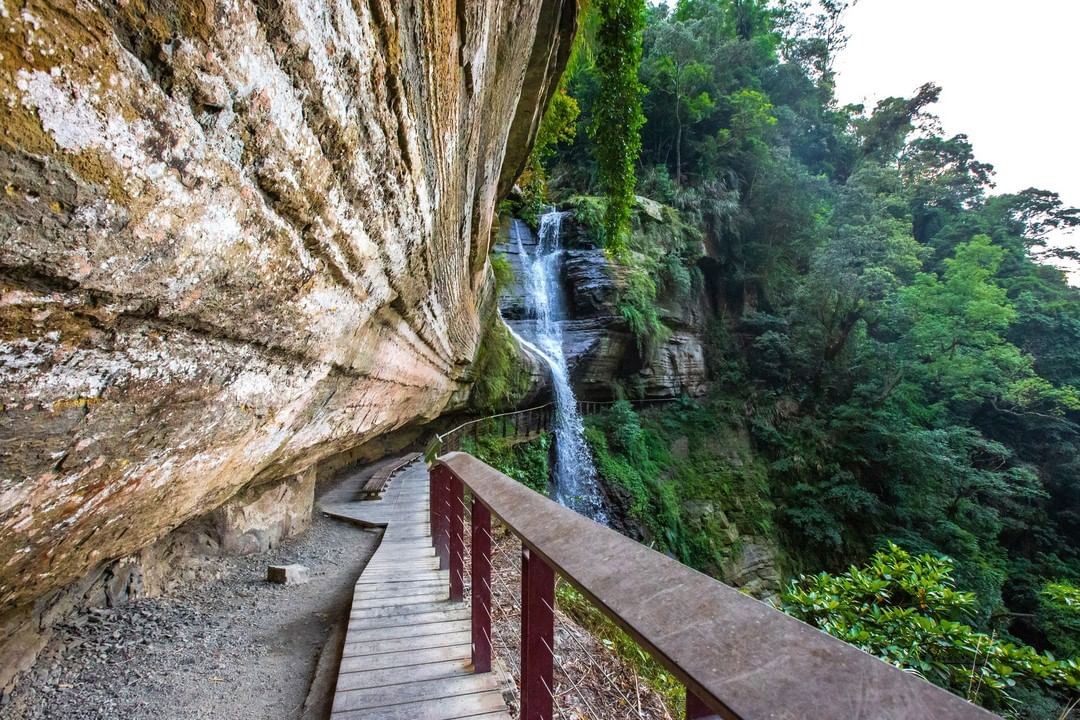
511,210,607,524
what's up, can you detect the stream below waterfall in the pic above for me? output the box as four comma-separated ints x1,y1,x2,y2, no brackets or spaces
509,210,607,524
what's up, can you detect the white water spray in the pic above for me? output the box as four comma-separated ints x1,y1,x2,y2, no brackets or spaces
511,210,607,523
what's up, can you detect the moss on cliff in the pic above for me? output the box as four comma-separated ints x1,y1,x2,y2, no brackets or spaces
584,398,775,578
565,195,703,353
468,319,534,413
460,431,550,494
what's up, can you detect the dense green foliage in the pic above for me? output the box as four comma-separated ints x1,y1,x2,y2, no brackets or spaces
1040,582,1080,661
536,0,1080,713
588,0,647,253
784,544,1079,715
585,399,773,575
460,430,550,494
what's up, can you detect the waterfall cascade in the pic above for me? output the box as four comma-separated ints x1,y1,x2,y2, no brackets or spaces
510,210,607,523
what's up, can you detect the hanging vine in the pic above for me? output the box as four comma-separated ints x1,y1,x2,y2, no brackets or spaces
589,0,646,256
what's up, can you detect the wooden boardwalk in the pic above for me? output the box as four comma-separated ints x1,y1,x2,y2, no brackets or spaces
322,458,510,720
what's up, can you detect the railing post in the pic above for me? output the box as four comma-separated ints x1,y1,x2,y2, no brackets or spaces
449,473,464,601
520,545,555,720
686,689,717,719
431,464,449,570
471,497,492,673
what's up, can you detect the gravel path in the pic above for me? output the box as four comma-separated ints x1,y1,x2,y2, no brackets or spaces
0,513,380,720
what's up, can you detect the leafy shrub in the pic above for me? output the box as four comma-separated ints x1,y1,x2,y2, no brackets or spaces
584,399,774,573
1040,581,1080,660
618,267,668,354
783,544,1080,715
568,194,608,246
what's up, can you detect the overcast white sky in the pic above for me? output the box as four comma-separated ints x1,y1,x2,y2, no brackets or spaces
832,0,1079,280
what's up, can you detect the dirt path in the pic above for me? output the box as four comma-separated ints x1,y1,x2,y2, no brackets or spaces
0,512,380,720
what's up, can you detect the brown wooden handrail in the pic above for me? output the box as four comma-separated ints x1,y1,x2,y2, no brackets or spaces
431,451,998,720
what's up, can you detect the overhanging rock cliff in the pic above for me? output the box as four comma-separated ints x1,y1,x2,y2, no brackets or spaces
0,0,575,683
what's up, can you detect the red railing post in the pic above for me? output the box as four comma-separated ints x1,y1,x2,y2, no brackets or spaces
431,465,449,570
448,473,464,601
471,497,492,672
686,689,716,718
520,545,555,720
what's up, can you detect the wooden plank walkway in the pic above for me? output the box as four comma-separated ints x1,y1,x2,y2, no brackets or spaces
322,458,510,720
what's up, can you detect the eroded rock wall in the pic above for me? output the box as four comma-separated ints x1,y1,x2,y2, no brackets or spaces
495,212,709,399
0,0,576,682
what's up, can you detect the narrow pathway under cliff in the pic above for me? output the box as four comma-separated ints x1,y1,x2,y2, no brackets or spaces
1,484,382,720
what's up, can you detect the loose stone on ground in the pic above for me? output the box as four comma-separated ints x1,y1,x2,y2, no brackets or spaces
267,564,311,586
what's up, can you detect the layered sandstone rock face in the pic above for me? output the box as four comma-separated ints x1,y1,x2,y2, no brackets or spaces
0,0,575,679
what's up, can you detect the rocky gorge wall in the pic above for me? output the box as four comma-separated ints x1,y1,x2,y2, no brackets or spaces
495,210,709,400
0,0,576,691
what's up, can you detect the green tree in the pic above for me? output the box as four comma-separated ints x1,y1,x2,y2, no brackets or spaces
643,17,715,184
515,88,581,224
545,4,1080,710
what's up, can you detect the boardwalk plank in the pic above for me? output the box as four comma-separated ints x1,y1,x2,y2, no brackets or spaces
332,674,501,712
354,584,449,601
347,609,471,632
331,690,507,720
341,630,472,657
335,659,473,692
338,643,472,673
350,600,468,620
345,619,469,642
351,592,449,610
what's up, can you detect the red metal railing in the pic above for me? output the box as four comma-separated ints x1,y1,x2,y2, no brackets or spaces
430,451,999,720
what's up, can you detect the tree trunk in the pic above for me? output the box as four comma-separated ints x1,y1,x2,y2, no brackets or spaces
674,70,683,186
